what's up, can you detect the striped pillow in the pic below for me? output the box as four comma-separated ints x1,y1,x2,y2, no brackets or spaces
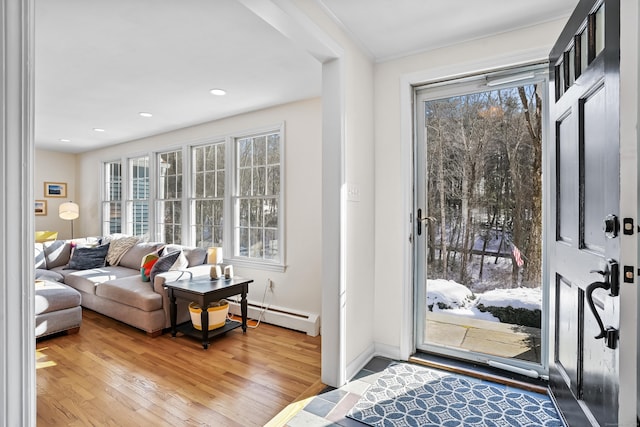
149,250,189,284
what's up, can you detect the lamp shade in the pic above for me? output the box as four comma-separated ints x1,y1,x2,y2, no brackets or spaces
59,202,79,220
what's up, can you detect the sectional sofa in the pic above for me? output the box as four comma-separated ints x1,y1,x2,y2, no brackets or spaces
35,237,212,337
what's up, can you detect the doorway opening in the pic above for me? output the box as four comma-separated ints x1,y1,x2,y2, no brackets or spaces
414,64,548,378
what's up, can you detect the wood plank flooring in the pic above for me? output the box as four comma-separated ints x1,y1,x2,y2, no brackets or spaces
36,309,323,427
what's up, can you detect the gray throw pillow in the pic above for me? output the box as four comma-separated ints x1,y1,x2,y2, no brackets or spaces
65,243,110,270
149,250,180,284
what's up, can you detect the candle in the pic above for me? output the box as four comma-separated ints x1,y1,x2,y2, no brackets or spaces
224,265,234,279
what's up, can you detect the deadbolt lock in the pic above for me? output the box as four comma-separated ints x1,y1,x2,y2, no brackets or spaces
603,214,619,239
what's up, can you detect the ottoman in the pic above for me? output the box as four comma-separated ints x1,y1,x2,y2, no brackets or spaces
35,280,82,338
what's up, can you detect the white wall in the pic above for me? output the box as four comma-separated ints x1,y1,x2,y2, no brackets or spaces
342,47,375,376
74,97,323,318
292,0,376,384
34,150,77,239
372,19,569,358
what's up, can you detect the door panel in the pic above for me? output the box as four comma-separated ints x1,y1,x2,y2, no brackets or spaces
548,0,621,425
557,112,577,244
582,85,606,253
555,275,582,397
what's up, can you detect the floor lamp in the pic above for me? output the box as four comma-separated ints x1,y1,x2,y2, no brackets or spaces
59,201,79,239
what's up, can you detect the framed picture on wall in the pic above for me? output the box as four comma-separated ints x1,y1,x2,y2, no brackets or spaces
44,182,67,198
35,200,47,216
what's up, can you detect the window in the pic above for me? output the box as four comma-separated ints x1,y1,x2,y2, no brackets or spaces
102,160,122,235
157,150,183,244
191,141,225,248
127,156,150,238
100,125,284,271
234,131,281,263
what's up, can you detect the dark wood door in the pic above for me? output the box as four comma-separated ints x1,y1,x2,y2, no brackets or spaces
548,0,621,425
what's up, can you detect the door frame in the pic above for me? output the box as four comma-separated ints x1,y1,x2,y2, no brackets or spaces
398,48,558,362
618,0,640,421
411,63,551,377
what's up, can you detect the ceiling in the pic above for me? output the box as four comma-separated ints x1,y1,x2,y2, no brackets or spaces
35,0,579,154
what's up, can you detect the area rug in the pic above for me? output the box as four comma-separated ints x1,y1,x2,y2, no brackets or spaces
347,362,564,427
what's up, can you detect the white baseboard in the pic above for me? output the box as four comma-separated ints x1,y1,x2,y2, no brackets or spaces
227,300,320,337
374,342,403,361
346,344,376,383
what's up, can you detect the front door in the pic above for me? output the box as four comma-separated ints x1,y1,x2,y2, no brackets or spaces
548,0,624,425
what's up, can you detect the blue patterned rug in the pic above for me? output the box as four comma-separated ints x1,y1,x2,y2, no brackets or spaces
347,362,564,427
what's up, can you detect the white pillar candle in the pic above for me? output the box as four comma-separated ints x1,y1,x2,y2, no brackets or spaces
210,265,222,280
224,265,234,279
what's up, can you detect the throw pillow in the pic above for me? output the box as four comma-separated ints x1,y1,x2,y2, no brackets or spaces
140,251,161,282
149,250,189,284
65,243,110,270
105,236,139,266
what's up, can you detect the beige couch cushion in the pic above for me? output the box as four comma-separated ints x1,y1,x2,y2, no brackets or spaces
163,244,207,267
97,276,163,312
106,236,140,265
59,266,140,295
35,243,46,269
35,281,81,315
43,240,72,268
118,242,164,270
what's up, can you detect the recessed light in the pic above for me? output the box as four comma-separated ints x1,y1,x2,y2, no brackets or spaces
59,138,71,142
139,112,153,117
209,88,227,96
93,128,105,132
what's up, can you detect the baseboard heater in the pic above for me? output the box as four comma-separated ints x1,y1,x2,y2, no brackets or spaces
227,299,320,337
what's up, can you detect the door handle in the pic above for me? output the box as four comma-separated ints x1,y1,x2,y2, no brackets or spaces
586,261,620,349
585,280,610,340
416,208,435,236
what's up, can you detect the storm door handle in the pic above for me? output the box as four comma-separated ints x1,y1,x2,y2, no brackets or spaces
416,208,435,236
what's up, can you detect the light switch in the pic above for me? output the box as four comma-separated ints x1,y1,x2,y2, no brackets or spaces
347,184,361,202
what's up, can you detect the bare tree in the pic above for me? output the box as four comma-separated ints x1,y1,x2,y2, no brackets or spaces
518,85,543,284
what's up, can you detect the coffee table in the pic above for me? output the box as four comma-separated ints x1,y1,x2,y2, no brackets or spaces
165,276,253,349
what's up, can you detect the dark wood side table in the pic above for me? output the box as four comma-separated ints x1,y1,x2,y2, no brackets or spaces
165,276,253,349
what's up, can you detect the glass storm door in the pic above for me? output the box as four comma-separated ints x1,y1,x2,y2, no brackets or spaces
414,65,548,378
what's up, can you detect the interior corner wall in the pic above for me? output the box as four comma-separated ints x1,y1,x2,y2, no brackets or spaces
34,149,78,239
293,0,377,384
343,50,375,378
75,97,323,319
372,19,569,359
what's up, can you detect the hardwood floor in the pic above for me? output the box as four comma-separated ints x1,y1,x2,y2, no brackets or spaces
36,309,323,427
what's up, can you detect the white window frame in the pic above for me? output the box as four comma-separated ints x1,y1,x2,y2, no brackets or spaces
126,155,151,239
229,123,286,272
190,139,226,249
101,160,123,236
156,148,184,244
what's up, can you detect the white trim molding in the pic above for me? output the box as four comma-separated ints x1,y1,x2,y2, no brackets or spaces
1,0,36,425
